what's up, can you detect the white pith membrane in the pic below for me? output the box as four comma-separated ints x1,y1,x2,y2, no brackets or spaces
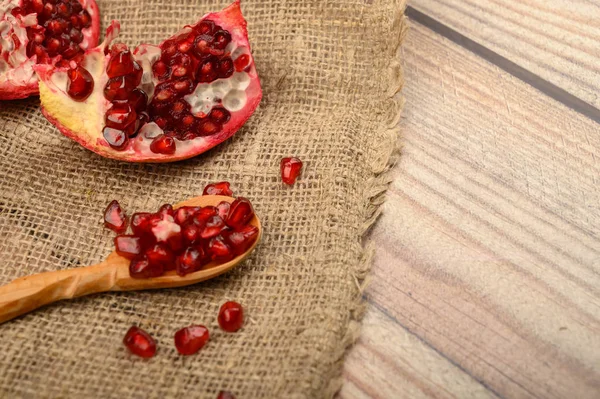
0,0,98,98
36,0,262,162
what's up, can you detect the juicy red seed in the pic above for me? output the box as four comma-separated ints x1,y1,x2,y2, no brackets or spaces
70,15,81,28
79,10,91,28
208,107,231,124
217,57,234,78
128,89,148,113
44,19,66,36
161,40,178,59
195,20,216,35
280,157,303,185
174,206,197,225
56,2,71,18
173,78,194,94
198,56,218,82
62,42,80,59
123,326,156,358
200,215,225,239
152,61,170,79
103,126,128,150
169,53,192,67
104,200,127,233
107,49,135,78
105,104,137,130
203,182,233,197
66,66,94,101
131,212,153,235
194,206,218,225
226,198,254,229
104,76,136,101
114,235,142,259
150,135,176,155
174,325,209,355
181,132,197,141
216,201,230,220
223,225,259,256
158,203,174,217
208,235,234,261
71,1,82,13
110,43,129,56
218,301,244,332
10,7,22,16
68,28,83,43
153,116,168,129
197,119,221,136
179,114,196,129
153,88,175,102
32,0,43,13
217,391,236,399
234,54,250,72
213,30,232,50
129,254,163,279
145,243,175,270
182,223,200,245
41,3,54,20
176,247,205,276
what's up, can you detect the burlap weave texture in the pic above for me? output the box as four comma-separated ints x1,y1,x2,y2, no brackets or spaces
0,0,406,397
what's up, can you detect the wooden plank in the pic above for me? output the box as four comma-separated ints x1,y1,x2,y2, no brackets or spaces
341,22,600,398
409,0,600,110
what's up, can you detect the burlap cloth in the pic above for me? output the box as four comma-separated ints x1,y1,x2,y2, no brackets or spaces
0,0,406,397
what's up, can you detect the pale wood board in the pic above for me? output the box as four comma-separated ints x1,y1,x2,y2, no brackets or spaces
340,21,600,398
410,0,600,110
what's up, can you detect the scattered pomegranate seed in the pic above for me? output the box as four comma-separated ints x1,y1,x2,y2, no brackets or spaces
176,247,205,276
218,301,244,332
66,66,94,101
200,215,226,239
216,201,230,220
280,157,303,185
208,235,234,261
114,235,142,259
226,197,254,229
222,225,259,256
145,243,175,270
174,325,210,355
129,254,164,279
203,181,233,197
217,391,236,399
123,326,156,358
104,200,127,233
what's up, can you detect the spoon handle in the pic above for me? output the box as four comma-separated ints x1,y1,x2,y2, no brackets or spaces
0,260,120,324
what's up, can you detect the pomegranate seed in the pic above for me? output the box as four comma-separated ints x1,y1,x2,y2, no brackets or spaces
216,201,230,220
129,254,163,278
150,135,176,155
178,114,196,131
152,61,170,79
70,15,81,29
208,235,234,261
217,391,236,399
107,49,135,78
56,2,71,18
128,89,148,113
104,76,136,101
176,247,205,276
153,116,168,129
203,182,233,197
131,61,143,86
174,325,209,355
195,20,216,35
153,88,175,102
197,119,221,136
161,40,178,59
114,235,142,259
218,301,244,332
45,19,66,36
208,107,231,124
145,243,175,271
198,56,218,82
71,1,83,13
105,104,137,130
217,57,234,78
123,326,156,358
32,0,43,13
10,7,22,16
66,66,94,101
103,126,128,150
194,206,218,225
131,212,152,235
68,28,83,43
226,198,254,229
200,215,225,239
213,30,232,50
280,157,303,185
222,225,259,255
234,54,250,72
173,78,194,94
41,3,54,20
182,223,201,245
174,206,198,225
79,10,91,28
104,200,127,233
62,42,80,59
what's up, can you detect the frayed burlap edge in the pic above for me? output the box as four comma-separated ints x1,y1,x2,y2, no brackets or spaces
326,5,408,398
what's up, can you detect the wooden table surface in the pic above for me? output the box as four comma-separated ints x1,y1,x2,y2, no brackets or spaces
340,1,600,398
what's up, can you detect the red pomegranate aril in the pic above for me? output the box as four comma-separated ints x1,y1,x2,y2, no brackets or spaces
217,57,234,78
226,197,254,229
203,181,233,197
153,88,175,102
195,20,216,35
200,215,226,239
41,3,54,20
66,66,94,101
62,42,80,59
110,43,129,58
128,89,148,113
208,235,234,261
181,132,197,140
218,301,244,332
45,19,66,36
280,157,303,185
123,326,157,358
56,2,71,18
208,107,231,124
174,325,210,355
161,39,178,59
234,54,249,72
179,114,196,130
216,201,230,220
152,60,170,79
174,206,197,225
129,254,163,278
131,212,153,235
104,76,136,101
71,1,83,13
157,203,174,217
103,126,128,150
104,200,127,233
173,78,194,94
114,235,142,259
223,225,259,255
107,49,135,78
150,135,176,155
145,243,175,270
70,14,81,29
213,30,231,50
176,247,205,276
105,104,137,130
197,119,221,136
198,56,218,82
217,391,236,399
79,10,91,28
153,116,169,129
182,223,201,245
194,206,218,225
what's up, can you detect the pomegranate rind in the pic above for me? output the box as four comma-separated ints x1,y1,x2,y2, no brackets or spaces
36,0,262,163
0,0,101,100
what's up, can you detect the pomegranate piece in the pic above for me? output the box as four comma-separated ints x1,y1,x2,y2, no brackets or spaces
194,206,218,225
123,326,156,358
129,254,163,278
225,197,254,229
222,225,259,256
208,235,234,262
145,243,175,271
182,223,201,245
36,1,263,163
176,247,205,276
66,66,94,101
104,200,127,233
217,392,236,399
131,212,153,235
216,201,230,220
0,0,100,100
218,301,244,332
281,157,303,185
174,325,210,355
114,235,142,259
175,206,198,225
105,104,137,130
203,181,233,197
200,215,225,239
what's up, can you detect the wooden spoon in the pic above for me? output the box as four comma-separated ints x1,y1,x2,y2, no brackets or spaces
0,195,261,325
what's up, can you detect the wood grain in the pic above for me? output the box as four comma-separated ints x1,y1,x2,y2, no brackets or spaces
341,21,600,398
409,0,600,110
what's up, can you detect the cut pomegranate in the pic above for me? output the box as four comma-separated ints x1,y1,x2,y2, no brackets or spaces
66,65,94,101
203,181,233,196
36,1,262,163
104,200,127,233
174,325,209,355
0,0,100,100
123,326,156,358
281,157,303,185
103,191,258,278
218,301,243,332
